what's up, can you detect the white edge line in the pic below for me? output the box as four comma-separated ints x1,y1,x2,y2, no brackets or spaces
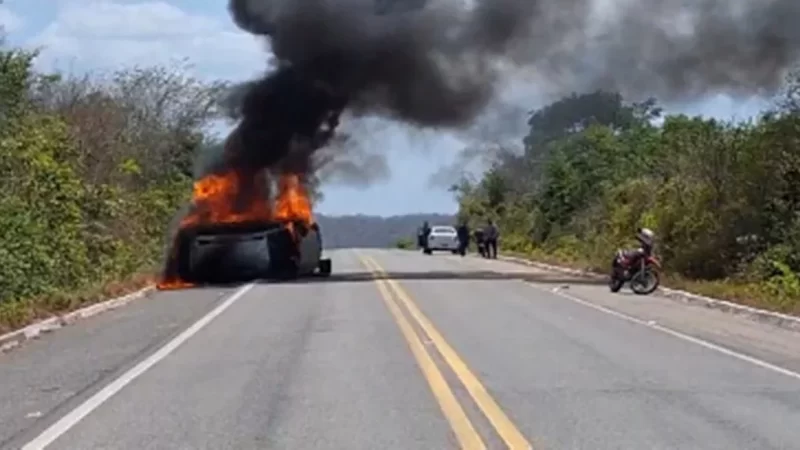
498,254,800,330
22,283,256,450
526,282,800,383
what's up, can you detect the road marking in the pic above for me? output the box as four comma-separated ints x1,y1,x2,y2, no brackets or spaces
22,283,256,450
528,283,800,383
359,256,486,450
364,256,533,450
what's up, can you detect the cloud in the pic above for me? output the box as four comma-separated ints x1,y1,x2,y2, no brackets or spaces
27,1,265,80
0,5,24,33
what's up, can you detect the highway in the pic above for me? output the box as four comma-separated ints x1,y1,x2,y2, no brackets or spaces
1,248,800,449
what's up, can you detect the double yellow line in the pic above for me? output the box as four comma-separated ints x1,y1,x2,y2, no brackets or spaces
359,255,532,450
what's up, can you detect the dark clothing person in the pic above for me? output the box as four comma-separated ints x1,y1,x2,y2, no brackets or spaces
486,238,498,259
418,222,432,251
473,229,486,258
621,227,655,266
484,221,499,259
456,224,470,256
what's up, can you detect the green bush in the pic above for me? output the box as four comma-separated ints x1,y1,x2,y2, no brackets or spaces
395,237,415,249
0,113,89,301
0,46,217,326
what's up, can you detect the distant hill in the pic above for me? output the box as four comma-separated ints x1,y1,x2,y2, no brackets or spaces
316,213,456,248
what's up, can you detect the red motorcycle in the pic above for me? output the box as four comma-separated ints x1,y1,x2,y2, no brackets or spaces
609,249,661,295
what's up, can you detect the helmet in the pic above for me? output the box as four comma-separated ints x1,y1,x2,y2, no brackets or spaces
636,227,655,247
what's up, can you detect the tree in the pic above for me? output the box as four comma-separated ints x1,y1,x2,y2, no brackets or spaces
523,90,641,150
31,62,227,183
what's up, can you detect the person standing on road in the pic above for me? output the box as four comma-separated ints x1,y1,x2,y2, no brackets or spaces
419,221,431,252
484,219,499,259
456,222,470,256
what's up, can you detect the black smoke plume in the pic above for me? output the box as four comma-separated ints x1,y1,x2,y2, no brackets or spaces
223,0,800,184
223,0,538,178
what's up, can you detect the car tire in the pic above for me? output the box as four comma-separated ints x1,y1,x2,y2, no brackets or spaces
318,258,332,277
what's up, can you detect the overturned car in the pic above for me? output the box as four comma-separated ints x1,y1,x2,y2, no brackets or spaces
158,169,331,289
167,220,331,285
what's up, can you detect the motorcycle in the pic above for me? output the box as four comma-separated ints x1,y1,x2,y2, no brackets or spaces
473,236,489,258
609,249,661,295
476,241,488,258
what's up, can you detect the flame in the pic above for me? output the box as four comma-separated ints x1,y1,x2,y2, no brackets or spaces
274,173,313,226
156,278,195,290
157,170,315,290
157,168,274,290
156,243,195,290
180,169,272,227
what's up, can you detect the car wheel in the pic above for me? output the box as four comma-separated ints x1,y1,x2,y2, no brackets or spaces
317,258,332,277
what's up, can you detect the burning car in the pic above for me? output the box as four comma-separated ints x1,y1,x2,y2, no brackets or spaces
158,169,331,289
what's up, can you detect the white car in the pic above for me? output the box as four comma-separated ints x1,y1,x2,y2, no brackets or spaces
424,225,460,254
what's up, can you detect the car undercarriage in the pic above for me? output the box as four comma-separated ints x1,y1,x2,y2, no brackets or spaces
171,220,331,285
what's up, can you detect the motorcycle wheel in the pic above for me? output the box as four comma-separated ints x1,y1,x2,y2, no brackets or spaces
630,269,660,295
609,275,624,293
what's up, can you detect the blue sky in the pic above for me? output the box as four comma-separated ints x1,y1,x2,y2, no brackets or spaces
0,0,772,217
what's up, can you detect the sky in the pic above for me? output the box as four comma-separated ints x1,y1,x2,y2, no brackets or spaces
0,0,773,217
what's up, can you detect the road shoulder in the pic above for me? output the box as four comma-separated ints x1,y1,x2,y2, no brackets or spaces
370,249,800,449
498,254,800,331
0,287,235,449
464,255,800,375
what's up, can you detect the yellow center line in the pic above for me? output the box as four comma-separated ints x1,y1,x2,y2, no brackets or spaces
364,255,533,450
358,255,486,450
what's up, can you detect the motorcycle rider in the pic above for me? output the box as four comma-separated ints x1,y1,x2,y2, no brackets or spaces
619,227,655,267
484,219,499,259
417,221,431,251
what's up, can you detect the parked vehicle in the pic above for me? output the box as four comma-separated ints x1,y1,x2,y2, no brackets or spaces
609,249,661,295
171,220,331,285
424,225,460,254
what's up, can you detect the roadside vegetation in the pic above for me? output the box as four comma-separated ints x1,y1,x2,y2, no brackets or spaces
395,237,415,249
454,73,800,315
4,32,799,334
0,44,227,333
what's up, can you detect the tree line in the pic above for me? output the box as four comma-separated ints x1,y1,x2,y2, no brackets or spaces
453,75,800,314
317,213,455,249
0,44,227,331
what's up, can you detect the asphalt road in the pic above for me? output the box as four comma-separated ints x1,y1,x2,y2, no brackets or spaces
2,248,800,449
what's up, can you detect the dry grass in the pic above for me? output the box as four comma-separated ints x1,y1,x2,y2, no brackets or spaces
0,273,156,335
